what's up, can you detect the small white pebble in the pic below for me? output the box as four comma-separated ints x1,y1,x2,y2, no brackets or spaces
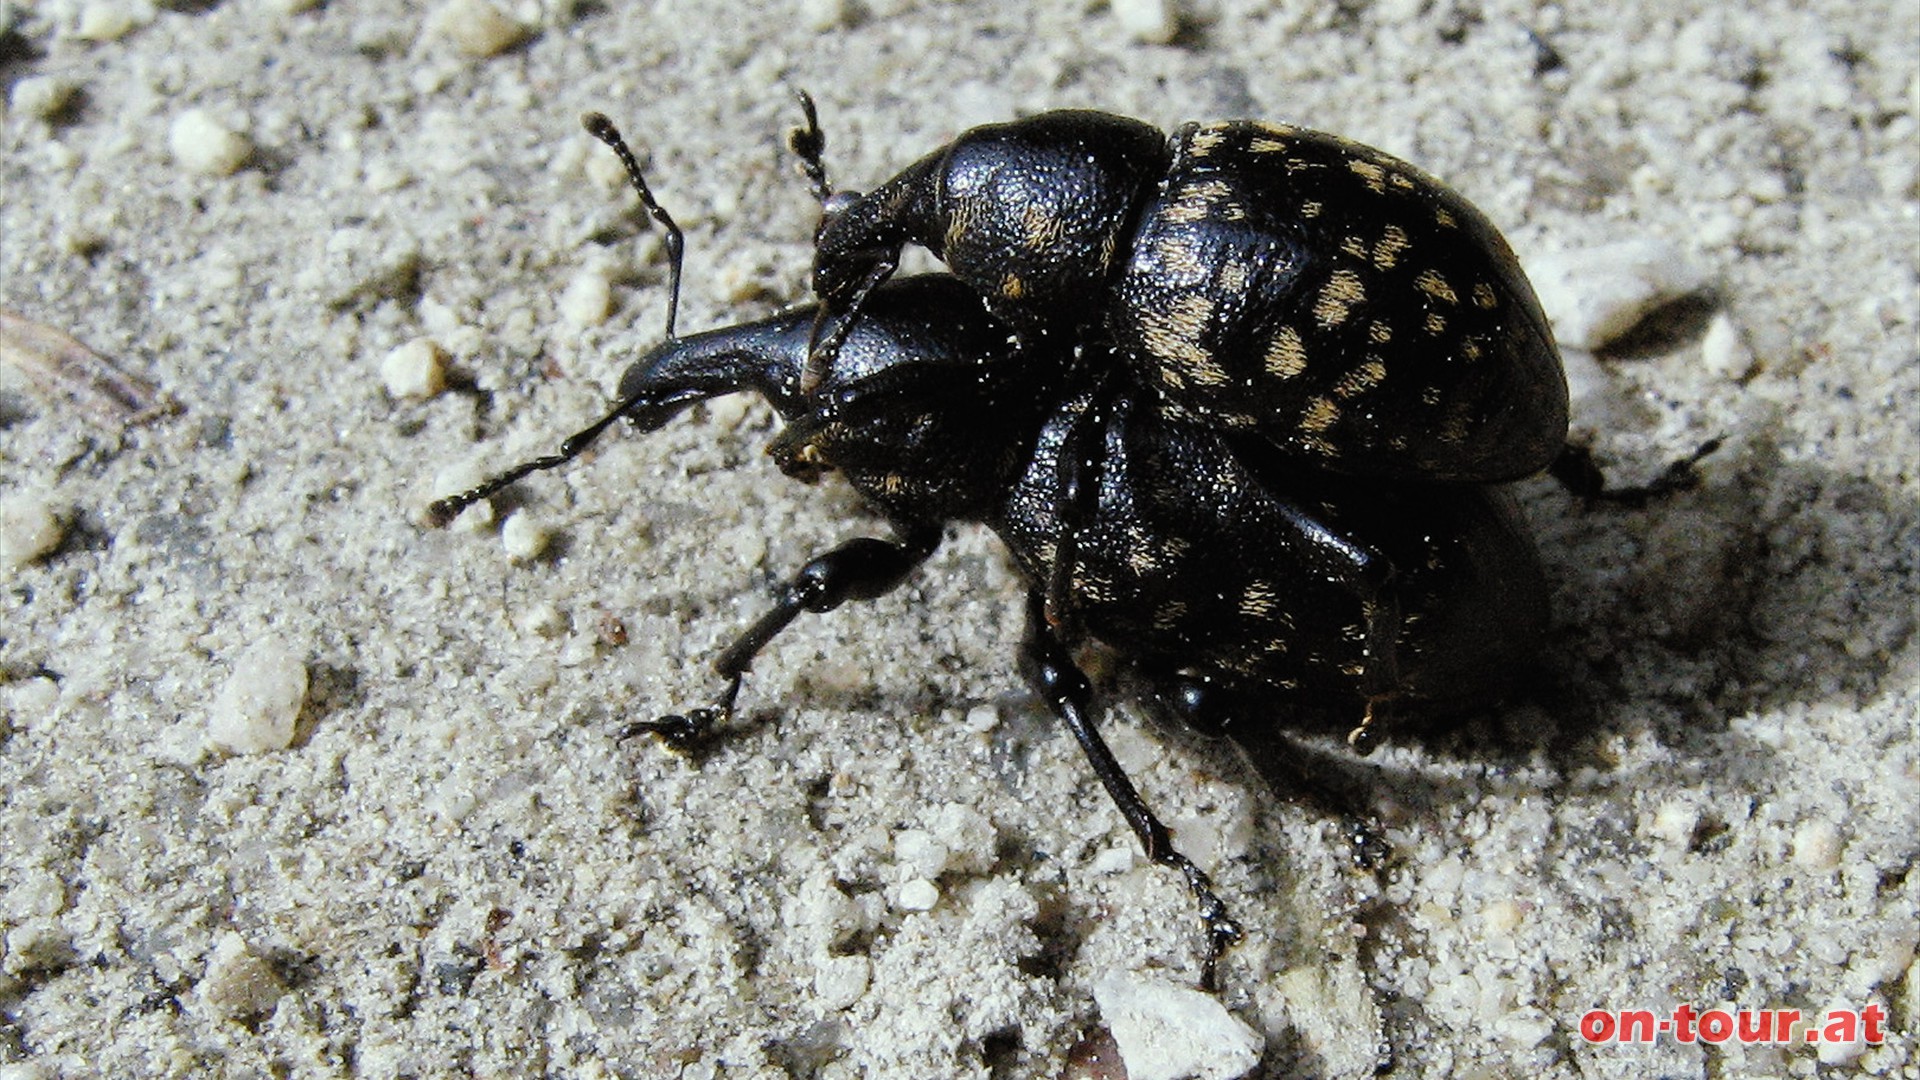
75,1,141,41
1088,845,1136,875
704,392,752,431
501,511,550,561
0,676,60,730
1111,0,1182,44
1791,820,1843,870
0,493,65,571
0,1060,55,1080
381,337,448,398
1481,898,1525,935
207,642,309,754
1528,239,1707,352
3,920,72,975
927,802,997,874
200,932,285,1021
516,601,566,638
1816,998,1870,1066
894,829,952,880
813,954,871,1010
1095,972,1263,1080
963,702,1001,733
727,527,766,569
1699,312,1753,377
1647,800,1698,846
799,0,851,32
169,109,253,177
894,878,940,912
9,76,76,120
559,266,615,327
430,0,532,57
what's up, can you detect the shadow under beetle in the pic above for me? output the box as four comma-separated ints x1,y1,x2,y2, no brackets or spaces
429,108,1650,990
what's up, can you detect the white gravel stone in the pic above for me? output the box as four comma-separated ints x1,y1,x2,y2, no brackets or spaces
559,265,615,327
74,1,141,41
430,0,532,57
1528,239,1708,351
381,338,448,398
169,109,252,177
1095,972,1263,1080
0,494,64,571
813,954,871,1010
501,511,550,561
207,643,309,754
200,932,285,1021
1111,0,1181,44
8,76,76,120
894,878,940,912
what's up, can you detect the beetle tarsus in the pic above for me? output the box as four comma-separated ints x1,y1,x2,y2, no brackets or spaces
1019,589,1242,988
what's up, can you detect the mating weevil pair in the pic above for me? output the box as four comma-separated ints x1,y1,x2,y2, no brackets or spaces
429,99,1708,989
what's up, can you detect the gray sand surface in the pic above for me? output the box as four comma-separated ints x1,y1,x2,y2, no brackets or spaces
2,1,1916,1076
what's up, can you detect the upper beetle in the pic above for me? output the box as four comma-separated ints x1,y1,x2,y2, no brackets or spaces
803,108,1569,483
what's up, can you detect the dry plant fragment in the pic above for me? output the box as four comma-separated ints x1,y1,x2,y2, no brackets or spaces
0,310,179,427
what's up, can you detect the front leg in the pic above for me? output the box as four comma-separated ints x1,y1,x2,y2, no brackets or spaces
621,522,942,752
1017,590,1242,990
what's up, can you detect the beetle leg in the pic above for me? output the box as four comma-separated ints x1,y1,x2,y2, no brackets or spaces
1549,438,1721,507
1042,375,1121,632
802,257,897,393
621,522,942,751
1152,671,1390,871
1017,590,1242,990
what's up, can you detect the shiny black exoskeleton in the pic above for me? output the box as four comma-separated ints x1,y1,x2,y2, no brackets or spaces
428,114,1556,990
804,107,1569,483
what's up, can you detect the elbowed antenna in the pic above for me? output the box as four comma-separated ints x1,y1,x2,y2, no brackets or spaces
427,113,692,528
582,111,686,342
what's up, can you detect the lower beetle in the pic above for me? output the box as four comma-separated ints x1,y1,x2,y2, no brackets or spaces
428,115,1557,987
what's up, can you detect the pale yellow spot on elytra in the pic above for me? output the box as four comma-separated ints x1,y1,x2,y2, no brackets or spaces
1373,224,1411,269
1368,320,1393,344
1217,260,1250,295
1300,395,1340,433
1424,311,1448,335
1472,281,1500,309
1249,136,1288,154
1152,233,1208,279
1300,200,1324,219
1347,158,1388,193
1340,235,1368,260
1188,127,1226,158
1334,359,1388,399
1434,207,1459,229
1152,600,1190,632
1416,268,1458,304
1264,325,1308,379
1140,294,1227,386
1462,338,1485,360
1241,581,1280,617
1001,273,1027,300
1314,268,1366,327
1389,171,1415,190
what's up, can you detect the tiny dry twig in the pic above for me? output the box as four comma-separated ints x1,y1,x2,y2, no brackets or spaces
0,310,180,428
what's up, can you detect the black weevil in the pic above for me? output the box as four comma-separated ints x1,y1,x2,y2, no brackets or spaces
798,101,1569,484
428,114,1560,988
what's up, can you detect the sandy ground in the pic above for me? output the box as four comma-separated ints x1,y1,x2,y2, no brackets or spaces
2,0,1917,1077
